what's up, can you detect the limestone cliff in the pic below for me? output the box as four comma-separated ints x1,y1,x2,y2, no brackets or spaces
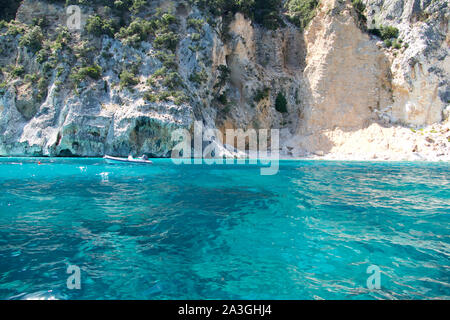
0,0,448,160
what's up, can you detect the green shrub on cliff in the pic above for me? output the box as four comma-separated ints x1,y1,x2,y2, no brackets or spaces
36,47,50,63
24,73,38,83
156,91,170,102
52,26,71,51
369,25,399,40
144,90,187,105
36,76,48,101
116,9,179,49
10,65,25,77
154,32,179,52
162,72,183,90
187,18,205,33
130,0,146,14
70,64,103,84
119,70,139,88
189,69,207,85
32,17,48,28
254,87,270,103
285,0,319,30
173,90,188,105
6,22,25,36
111,0,132,10
380,26,399,39
392,40,402,49
143,91,157,102
80,65,102,80
0,81,7,93
86,15,115,37
351,0,366,24
160,13,178,26
117,18,154,47
0,20,8,30
19,26,44,53
352,0,365,15
213,65,230,92
216,92,227,105
253,0,284,30
275,92,288,113
155,52,177,69
60,0,146,13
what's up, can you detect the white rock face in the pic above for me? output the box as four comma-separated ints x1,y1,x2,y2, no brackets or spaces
0,34,193,157
364,0,449,125
302,0,392,132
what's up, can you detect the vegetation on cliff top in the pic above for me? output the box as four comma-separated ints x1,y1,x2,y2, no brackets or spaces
0,0,319,110
190,0,319,30
191,0,283,30
285,0,319,30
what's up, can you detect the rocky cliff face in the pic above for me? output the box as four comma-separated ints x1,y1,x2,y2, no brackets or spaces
364,0,449,125
0,0,448,160
302,0,393,131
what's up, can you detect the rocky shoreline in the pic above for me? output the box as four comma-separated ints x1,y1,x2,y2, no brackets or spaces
282,122,450,162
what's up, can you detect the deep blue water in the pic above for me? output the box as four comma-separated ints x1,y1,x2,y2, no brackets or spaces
0,158,448,300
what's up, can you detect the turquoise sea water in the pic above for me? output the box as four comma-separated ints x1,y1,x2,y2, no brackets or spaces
0,158,449,300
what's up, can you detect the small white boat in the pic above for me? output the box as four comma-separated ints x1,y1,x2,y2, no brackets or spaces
103,155,153,164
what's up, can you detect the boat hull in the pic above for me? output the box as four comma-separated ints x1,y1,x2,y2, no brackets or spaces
103,155,153,165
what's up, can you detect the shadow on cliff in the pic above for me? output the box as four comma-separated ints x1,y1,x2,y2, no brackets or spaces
0,0,21,21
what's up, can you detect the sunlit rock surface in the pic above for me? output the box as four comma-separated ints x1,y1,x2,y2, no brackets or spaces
0,0,448,159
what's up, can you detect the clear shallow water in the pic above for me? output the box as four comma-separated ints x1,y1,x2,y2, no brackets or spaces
0,158,449,300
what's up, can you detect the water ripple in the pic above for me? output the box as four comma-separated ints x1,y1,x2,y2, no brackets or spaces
0,159,448,299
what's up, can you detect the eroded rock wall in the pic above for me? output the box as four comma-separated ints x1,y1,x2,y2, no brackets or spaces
302,0,393,132
0,0,448,159
364,0,449,125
